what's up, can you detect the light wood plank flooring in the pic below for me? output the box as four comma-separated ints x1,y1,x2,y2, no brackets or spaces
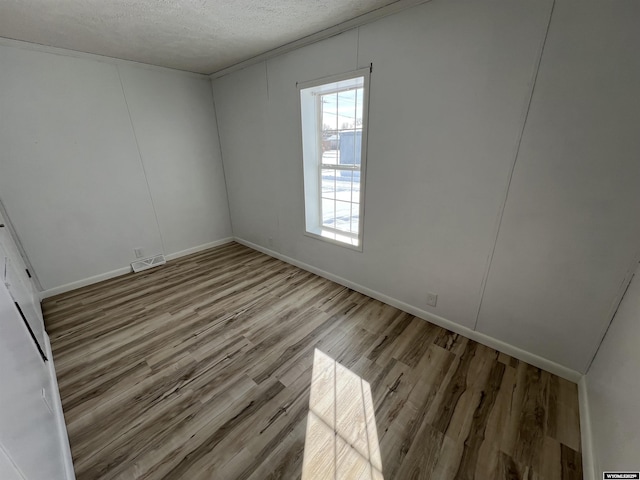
44,242,582,479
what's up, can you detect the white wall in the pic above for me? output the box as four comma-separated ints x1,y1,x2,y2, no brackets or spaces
0,41,232,292
117,65,231,256
476,0,640,373
215,0,552,329
214,61,273,247
585,262,640,477
213,0,640,374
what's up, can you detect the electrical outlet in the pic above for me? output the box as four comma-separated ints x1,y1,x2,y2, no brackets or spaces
134,247,144,259
426,292,438,307
268,237,274,248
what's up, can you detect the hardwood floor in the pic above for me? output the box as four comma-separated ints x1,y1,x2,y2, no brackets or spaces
44,242,582,479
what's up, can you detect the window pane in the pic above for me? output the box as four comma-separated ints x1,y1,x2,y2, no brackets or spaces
336,130,359,167
322,93,338,151
334,200,353,232
322,198,335,228
336,170,352,202
321,169,336,199
322,148,338,166
351,205,360,233
322,89,364,167
351,171,361,203
355,87,364,129
337,90,356,130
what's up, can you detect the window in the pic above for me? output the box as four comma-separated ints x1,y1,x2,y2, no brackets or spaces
299,68,370,250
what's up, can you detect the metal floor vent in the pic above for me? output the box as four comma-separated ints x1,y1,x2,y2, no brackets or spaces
131,254,166,273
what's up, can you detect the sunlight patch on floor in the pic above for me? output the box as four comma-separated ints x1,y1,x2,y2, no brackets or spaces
302,349,383,480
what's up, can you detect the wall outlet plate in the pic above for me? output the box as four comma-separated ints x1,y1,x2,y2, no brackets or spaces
426,292,438,307
134,247,144,259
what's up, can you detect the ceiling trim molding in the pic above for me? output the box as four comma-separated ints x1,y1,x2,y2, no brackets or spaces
210,0,432,79
0,36,210,79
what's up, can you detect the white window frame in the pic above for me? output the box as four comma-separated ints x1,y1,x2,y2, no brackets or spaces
298,67,371,251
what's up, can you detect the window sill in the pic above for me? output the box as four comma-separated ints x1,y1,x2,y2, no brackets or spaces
304,229,363,252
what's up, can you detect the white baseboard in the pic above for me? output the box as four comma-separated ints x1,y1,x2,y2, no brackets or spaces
578,376,596,480
164,237,234,261
44,333,76,480
40,266,132,299
39,234,583,381
40,238,235,299
234,237,583,383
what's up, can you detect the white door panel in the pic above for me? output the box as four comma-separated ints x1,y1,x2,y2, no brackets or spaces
0,211,43,321
0,211,45,354
0,280,66,479
0,242,46,358
0,445,23,480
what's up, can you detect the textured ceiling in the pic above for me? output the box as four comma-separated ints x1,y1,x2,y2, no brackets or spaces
0,0,400,74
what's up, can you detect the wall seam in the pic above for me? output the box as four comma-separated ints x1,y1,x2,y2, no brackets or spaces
584,252,640,373
115,65,167,254
585,268,636,374
0,442,26,479
209,79,235,237
356,26,361,68
209,0,432,79
264,60,270,100
473,0,557,331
